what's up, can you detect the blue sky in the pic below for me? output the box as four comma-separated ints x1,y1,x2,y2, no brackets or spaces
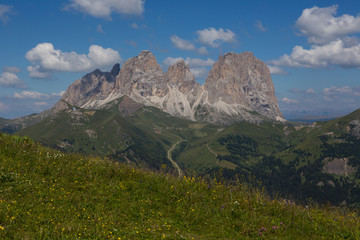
1,0,360,119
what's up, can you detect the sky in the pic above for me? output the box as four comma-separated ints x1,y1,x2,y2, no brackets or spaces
1,0,360,120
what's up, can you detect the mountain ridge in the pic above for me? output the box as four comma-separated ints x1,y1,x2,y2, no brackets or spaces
59,50,284,125
0,50,284,132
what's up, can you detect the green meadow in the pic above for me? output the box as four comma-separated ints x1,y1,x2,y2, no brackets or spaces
0,133,359,239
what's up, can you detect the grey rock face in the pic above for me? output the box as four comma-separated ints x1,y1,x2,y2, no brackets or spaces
204,52,282,120
350,120,360,139
61,63,120,107
165,60,199,94
9,50,284,129
116,50,167,97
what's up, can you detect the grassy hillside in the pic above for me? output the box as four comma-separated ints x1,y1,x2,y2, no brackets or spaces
0,133,359,239
173,109,360,206
13,98,360,206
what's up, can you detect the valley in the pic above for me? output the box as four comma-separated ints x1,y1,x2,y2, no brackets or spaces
1,50,360,208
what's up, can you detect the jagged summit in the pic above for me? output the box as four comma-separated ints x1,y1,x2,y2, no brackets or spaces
56,50,284,125
204,51,282,121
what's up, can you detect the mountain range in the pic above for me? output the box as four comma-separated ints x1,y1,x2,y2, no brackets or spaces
1,51,360,207
59,50,284,125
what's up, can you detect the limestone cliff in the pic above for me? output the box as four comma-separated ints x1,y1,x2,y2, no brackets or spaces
55,51,284,125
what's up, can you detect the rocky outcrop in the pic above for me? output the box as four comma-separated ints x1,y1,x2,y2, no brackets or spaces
350,120,360,139
161,60,202,119
165,60,199,94
14,50,284,127
204,52,282,120
62,63,120,107
322,157,357,176
116,50,167,98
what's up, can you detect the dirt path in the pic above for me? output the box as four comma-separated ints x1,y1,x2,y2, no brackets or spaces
207,144,218,163
167,140,184,178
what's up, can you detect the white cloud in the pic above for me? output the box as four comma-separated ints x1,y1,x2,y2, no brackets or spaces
323,86,352,95
197,46,208,55
163,57,215,68
13,91,50,100
269,39,360,68
296,5,360,45
171,35,210,55
13,90,64,100
163,57,214,79
0,4,12,24
66,0,144,19
163,57,186,67
190,58,215,67
170,35,196,51
196,27,236,47
0,71,26,88
26,43,121,78
255,20,267,32
306,88,315,94
281,97,298,104
190,67,209,79
268,65,287,75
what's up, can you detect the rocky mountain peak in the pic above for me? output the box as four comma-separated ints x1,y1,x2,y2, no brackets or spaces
54,50,283,125
165,60,198,94
204,51,282,120
61,67,115,107
110,63,120,77
115,50,166,97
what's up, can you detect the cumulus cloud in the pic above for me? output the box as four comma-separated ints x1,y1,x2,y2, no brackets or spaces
255,20,267,32
196,28,236,47
271,5,360,70
269,39,360,68
296,5,360,45
190,67,209,79
0,71,26,88
163,57,186,67
163,57,215,68
13,91,64,100
13,91,50,100
163,57,215,79
281,97,298,104
170,35,209,55
322,86,360,96
197,46,208,55
66,0,144,19
170,35,196,51
190,58,215,67
306,88,315,94
268,65,287,75
26,43,121,78
0,4,13,24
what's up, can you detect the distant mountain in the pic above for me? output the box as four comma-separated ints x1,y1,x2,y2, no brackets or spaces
0,51,284,133
61,50,284,125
